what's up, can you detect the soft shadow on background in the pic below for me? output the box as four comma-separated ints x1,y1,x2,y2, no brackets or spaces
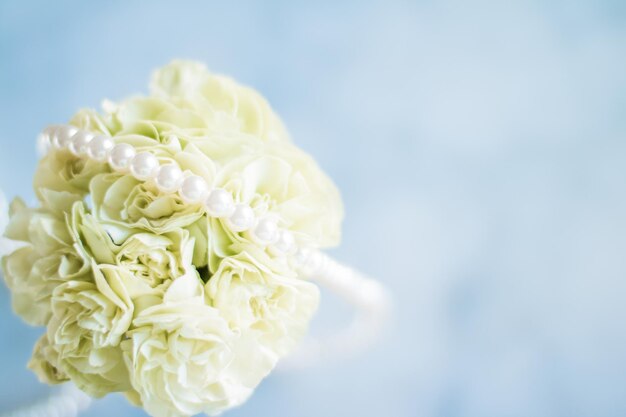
1,1,626,416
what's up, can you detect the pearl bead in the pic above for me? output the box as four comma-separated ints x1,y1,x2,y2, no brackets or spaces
87,135,114,161
227,204,255,232
108,143,136,172
270,230,296,255
36,133,51,155
252,216,279,244
205,188,235,217
42,125,57,139
69,131,93,155
40,125,57,150
179,175,209,203
155,164,183,193
54,125,79,149
130,152,159,181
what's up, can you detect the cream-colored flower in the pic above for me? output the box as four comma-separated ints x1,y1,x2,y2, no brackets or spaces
69,108,112,135
86,60,289,146
149,60,290,143
207,251,319,358
2,199,90,325
123,273,274,417
29,333,68,384
90,173,205,238
65,200,118,266
217,139,343,246
116,229,195,289
43,263,134,397
33,147,107,205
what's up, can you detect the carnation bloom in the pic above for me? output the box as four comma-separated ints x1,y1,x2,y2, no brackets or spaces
123,273,274,417
207,250,320,358
2,199,90,325
115,229,195,288
31,264,134,397
146,59,291,143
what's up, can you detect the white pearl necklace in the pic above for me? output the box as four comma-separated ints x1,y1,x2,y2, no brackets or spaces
38,125,317,259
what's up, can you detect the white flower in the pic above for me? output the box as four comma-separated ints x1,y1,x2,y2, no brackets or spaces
216,139,343,248
123,273,274,417
149,60,291,143
207,251,320,358
2,200,90,325
29,333,68,385
41,263,134,397
115,229,196,288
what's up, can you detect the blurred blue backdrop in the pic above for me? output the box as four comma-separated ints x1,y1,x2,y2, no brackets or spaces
1,1,626,416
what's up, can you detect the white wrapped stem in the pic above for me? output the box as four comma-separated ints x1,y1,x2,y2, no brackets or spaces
281,252,392,370
0,385,91,417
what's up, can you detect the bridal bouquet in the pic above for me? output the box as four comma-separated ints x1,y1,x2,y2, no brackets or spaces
2,61,343,417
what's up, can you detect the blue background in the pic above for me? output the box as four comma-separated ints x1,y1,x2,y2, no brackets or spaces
1,1,626,416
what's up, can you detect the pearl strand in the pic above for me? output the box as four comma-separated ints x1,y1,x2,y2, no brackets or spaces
39,125,305,257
